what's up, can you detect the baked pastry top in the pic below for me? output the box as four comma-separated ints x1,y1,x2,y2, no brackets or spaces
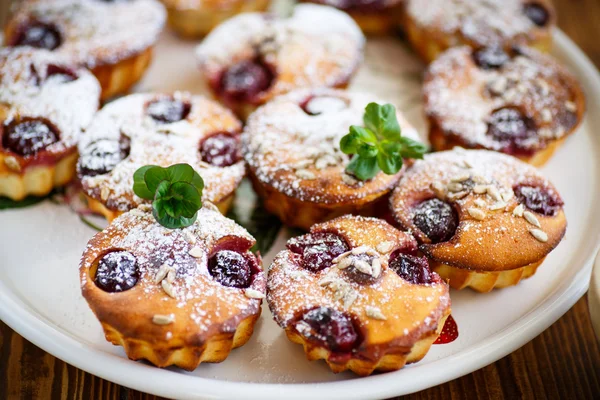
80,204,265,369
424,46,585,159
242,88,419,206
406,0,555,50
267,215,450,375
5,0,166,69
0,47,100,169
195,4,364,110
78,92,245,214
390,148,567,273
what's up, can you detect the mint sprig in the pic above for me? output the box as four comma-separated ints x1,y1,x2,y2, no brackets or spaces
340,103,428,181
132,163,204,229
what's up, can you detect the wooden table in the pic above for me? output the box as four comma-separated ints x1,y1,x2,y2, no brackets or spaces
2,0,600,399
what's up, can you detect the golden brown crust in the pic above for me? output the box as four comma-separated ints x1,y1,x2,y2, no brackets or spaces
4,0,165,98
78,92,245,218
404,0,555,63
80,206,265,369
423,46,585,166
267,215,451,375
390,149,567,277
162,0,271,38
195,4,364,116
243,88,419,229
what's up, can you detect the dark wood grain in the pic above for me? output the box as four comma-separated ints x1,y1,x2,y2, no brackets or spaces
1,0,600,399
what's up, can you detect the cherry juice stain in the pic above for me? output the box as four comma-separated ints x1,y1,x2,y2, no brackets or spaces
434,314,458,344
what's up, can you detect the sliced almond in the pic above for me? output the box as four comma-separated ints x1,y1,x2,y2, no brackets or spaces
152,314,174,325
523,211,541,228
365,306,387,321
376,241,394,254
467,207,486,221
244,288,266,299
529,228,548,243
189,246,203,258
513,204,525,217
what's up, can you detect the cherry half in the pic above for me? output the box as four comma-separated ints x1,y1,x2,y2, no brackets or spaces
287,232,349,272
12,21,62,50
200,132,240,167
296,307,359,353
146,98,191,124
2,118,59,156
514,184,563,216
412,198,458,244
486,108,537,154
94,251,139,293
472,47,510,70
220,59,273,102
78,135,131,177
208,250,258,288
389,252,433,285
524,3,550,27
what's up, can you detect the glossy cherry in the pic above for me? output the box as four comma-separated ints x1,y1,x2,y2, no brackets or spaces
146,98,191,124
94,251,139,293
514,184,563,216
389,252,433,285
524,3,550,27
208,250,256,288
472,47,510,70
2,119,59,156
487,108,537,153
220,59,273,101
45,64,78,83
287,232,349,272
12,21,62,50
297,307,359,353
412,198,458,243
78,136,131,177
200,132,240,167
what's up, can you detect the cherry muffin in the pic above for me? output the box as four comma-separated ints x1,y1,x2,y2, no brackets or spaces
5,0,166,100
299,0,404,35
267,215,450,375
80,204,265,369
0,48,100,200
404,0,556,63
242,88,420,230
390,148,567,292
195,4,364,119
423,46,585,167
77,92,245,221
162,0,271,38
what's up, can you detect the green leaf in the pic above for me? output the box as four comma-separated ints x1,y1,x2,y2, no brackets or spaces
132,165,156,199
145,166,170,194
357,142,378,158
399,137,429,159
346,156,379,181
377,151,403,175
166,164,195,183
168,182,202,219
364,103,401,140
340,126,377,154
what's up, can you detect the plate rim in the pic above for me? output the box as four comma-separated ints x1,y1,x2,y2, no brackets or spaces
1,29,600,400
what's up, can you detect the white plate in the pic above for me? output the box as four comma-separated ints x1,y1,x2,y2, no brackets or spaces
1,27,600,400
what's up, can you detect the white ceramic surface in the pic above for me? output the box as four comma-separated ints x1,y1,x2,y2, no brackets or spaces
589,252,600,340
1,28,600,400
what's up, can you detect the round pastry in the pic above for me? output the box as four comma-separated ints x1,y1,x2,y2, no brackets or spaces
162,0,271,38
80,204,265,370
5,0,166,100
77,92,245,221
242,88,420,230
298,0,404,35
390,148,567,292
0,48,100,200
404,0,556,63
195,4,364,119
423,46,585,167
267,215,450,375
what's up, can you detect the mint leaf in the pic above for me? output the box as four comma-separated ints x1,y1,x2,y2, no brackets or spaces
133,165,156,199
364,103,401,141
132,163,204,229
346,156,378,181
399,137,429,159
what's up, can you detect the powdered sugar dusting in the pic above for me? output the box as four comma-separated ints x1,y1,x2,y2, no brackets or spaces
0,47,100,156
9,0,166,68
267,215,450,348
78,92,244,211
242,88,420,204
424,46,583,152
196,4,364,102
407,0,551,48
81,205,264,335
